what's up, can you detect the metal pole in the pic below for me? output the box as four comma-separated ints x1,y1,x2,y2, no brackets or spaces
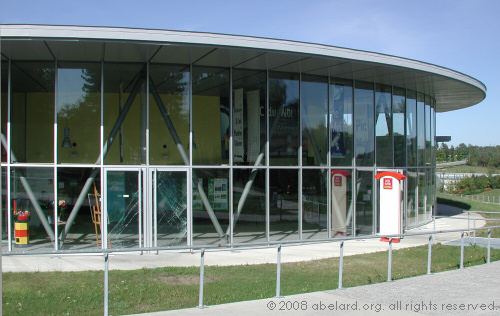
427,235,432,274
467,212,470,232
276,245,281,298
198,249,205,308
338,241,344,289
460,232,464,269
473,219,476,245
487,229,491,264
387,238,392,282
104,253,109,316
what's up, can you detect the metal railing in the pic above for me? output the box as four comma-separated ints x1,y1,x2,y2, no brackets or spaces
444,194,500,204
3,223,500,316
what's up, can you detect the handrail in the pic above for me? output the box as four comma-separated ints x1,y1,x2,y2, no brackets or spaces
3,223,500,316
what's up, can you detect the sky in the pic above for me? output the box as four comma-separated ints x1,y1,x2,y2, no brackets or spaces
1,0,499,147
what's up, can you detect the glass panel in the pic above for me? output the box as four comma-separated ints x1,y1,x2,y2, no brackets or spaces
269,169,298,240
1,167,6,248
426,169,432,221
302,169,327,239
192,168,229,244
1,61,7,162
103,63,146,165
355,170,374,235
58,167,101,249
149,64,190,165
232,69,267,166
406,169,418,229
11,62,55,163
154,170,187,246
269,72,299,166
57,62,101,163
354,81,374,166
431,104,436,166
375,84,392,166
393,87,406,167
232,168,266,243
418,169,426,224
10,167,54,251
330,169,354,237
192,66,230,165
330,79,353,166
425,96,431,166
301,75,328,166
417,93,425,166
107,170,140,248
406,90,417,167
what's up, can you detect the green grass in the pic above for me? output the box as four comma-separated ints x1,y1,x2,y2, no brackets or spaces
3,245,500,315
438,165,500,174
438,193,500,238
477,189,500,196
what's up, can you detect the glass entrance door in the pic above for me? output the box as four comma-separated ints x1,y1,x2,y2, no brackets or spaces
150,169,189,247
104,169,143,248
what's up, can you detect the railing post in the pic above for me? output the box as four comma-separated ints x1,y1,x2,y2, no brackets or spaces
276,245,282,297
427,235,432,274
338,241,344,289
387,238,392,282
104,253,109,316
198,249,205,308
473,219,476,245
460,232,464,269
467,212,470,232
487,229,491,264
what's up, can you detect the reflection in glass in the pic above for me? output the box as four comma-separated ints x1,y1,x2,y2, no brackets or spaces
269,72,299,166
301,75,328,166
330,79,353,166
375,84,392,166
417,93,425,166
149,64,190,165
192,168,229,245
393,88,406,167
418,169,426,224
11,62,55,163
107,170,140,248
354,81,374,166
232,69,267,166
330,169,354,237
425,96,431,165
154,170,187,246
59,168,101,249
269,169,298,240
1,61,7,162
10,167,54,251
232,168,266,243
192,66,230,165
355,170,374,235
406,169,418,229
302,169,328,239
406,90,417,167
57,62,100,163
104,63,146,165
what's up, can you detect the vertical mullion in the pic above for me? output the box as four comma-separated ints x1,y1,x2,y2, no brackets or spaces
298,72,302,240
54,60,59,250
6,59,12,251
229,67,234,244
100,61,106,249
266,69,270,241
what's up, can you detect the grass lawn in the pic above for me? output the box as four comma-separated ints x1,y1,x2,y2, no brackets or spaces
438,193,500,238
3,244,500,315
438,165,500,174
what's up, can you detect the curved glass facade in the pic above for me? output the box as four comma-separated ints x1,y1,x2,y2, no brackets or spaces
1,58,437,251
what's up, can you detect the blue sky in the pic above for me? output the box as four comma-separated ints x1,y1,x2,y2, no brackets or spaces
1,0,499,147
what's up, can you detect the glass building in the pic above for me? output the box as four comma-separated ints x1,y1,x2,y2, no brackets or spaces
0,25,486,251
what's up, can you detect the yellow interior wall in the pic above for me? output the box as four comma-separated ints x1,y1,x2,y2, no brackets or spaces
103,91,143,165
57,92,100,164
149,94,189,165
192,95,221,165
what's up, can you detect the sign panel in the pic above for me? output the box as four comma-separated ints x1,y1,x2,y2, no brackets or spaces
331,84,346,157
247,90,260,162
334,175,342,187
208,178,228,210
233,88,244,162
383,178,393,190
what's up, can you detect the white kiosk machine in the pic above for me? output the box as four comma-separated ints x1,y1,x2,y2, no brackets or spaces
331,170,351,236
374,171,406,242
